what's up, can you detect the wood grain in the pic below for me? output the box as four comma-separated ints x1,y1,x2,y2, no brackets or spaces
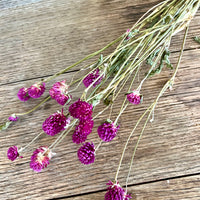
0,49,199,199
0,0,200,200
66,175,200,200
0,0,199,85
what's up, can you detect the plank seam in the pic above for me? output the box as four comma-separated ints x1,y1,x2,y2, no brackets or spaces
0,47,199,87
48,172,200,199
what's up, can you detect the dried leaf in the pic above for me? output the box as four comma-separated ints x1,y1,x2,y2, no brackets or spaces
0,121,12,131
194,36,200,44
147,48,173,78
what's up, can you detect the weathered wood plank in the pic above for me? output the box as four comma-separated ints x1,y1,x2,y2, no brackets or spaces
66,175,200,200
0,48,199,199
0,0,199,85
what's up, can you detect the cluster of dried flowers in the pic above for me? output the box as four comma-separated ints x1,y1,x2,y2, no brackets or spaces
2,0,200,199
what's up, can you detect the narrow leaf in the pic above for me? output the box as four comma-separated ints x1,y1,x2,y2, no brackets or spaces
0,121,12,131
194,36,200,44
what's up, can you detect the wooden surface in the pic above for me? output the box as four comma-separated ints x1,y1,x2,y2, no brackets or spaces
0,0,200,199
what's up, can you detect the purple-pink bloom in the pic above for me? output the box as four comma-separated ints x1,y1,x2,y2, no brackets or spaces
8,114,19,121
28,82,45,98
78,118,94,136
105,181,132,200
49,80,71,106
42,111,68,136
83,68,103,88
125,29,131,40
17,87,31,102
126,90,142,105
30,146,53,172
72,118,94,144
77,142,95,165
7,146,19,161
98,121,120,142
69,99,93,120
72,130,87,144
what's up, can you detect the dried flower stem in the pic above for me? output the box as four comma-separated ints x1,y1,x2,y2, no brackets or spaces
19,131,44,152
42,36,123,83
115,24,189,189
49,119,78,150
16,96,51,116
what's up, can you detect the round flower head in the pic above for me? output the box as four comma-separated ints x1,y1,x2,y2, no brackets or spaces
72,130,87,144
98,121,120,142
49,80,71,106
28,82,45,98
69,99,93,120
105,181,132,200
126,90,142,105
72,118,94,144
30,146,54,172
78,118,94,135
77,142,95,165
42,111,67,136
8,114,19,121
17,87,31,102
83,68,103,88
7,146,20,161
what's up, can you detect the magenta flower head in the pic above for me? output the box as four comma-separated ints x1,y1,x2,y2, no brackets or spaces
98,120,120,142
72,118,94,144
105,181,132,200
30,146,54,172
49,80,72,106
42,110,68,136
28,82,45,98
8,114,19,121
77,142,95,165
78,118,94,135
72,130,87,144
126,90,142,105
125,29,132,40
69,99,93,120
83,68,103,88
17,87,31,102
7,146,20,161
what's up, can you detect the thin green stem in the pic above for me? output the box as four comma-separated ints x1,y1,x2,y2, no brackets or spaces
95,140,103,153
171,25,189,82
114,104,153,182
93,105,111,120
124,25,190,191
43,36,123,83
19,131,43,152
50,119,78,150
16,96,51,116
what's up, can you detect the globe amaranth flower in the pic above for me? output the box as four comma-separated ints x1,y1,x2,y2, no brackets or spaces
126,90,142,105
69,99,93,120
77,142,95,165
125,29,133,40
42,111,68,136
8,114,19,121
7,146,20,161
49,80,72,106
83,68,103,88
30,146,54,172
105,181,132,200
78,118,94,136
72,118,94,144
28,82,45,98
72,130,87,144
98,121,120,142
17,87,31,101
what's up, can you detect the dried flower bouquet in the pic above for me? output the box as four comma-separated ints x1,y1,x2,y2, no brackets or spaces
1,0,200,199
